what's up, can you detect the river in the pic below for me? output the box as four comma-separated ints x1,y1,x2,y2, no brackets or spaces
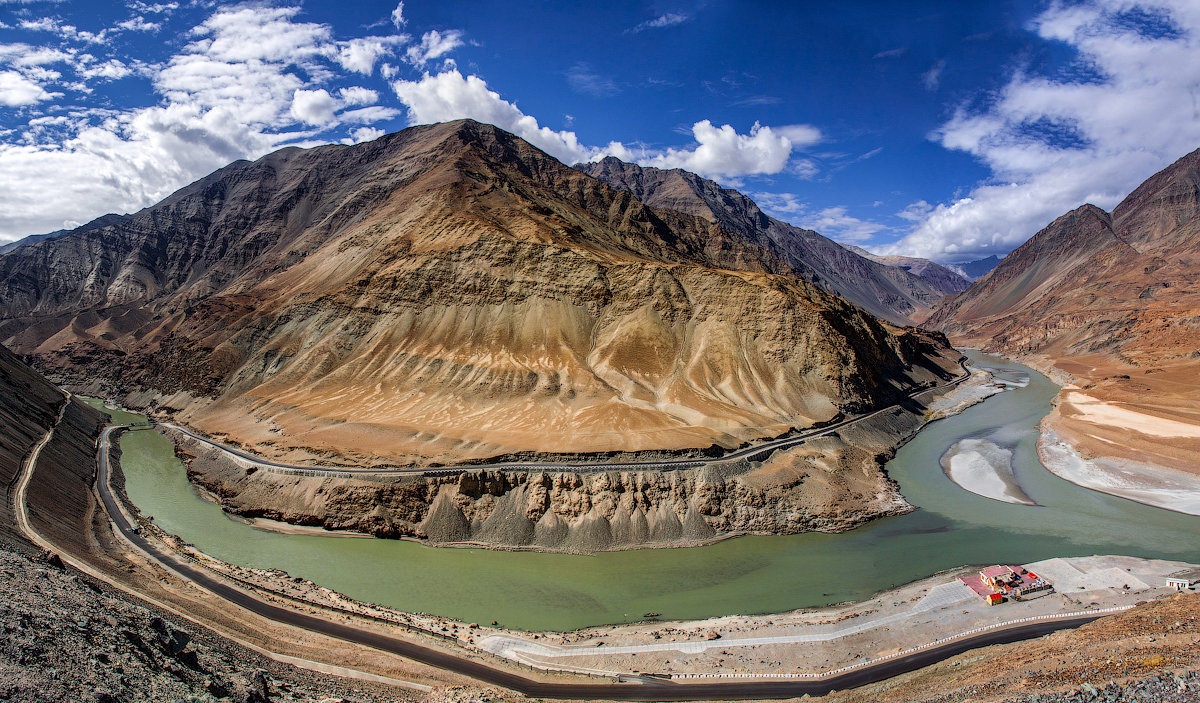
90,351,1200,631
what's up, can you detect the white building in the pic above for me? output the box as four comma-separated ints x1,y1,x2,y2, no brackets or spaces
1165,568,1200,591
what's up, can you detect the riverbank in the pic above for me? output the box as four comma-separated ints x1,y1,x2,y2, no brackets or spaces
123,504,1200,681
159,362,973,553
1018,353,1200,516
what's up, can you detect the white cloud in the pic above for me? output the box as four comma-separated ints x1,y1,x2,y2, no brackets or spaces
800,206,884,243
889,0,1200,261
0,5,407,241
128,2,178,13
405,29,463,67
290,88,336,125
340,105,401,123
0,69,57,105
391,2,406,29
336,36,406,75
117,16,159,32
78,58,132,81
750,191,807,217
343,126,384,144
338,86,378,106
921,59,945,91
641,120,799,178
19,17,110,44
628,12,690,34
391,69,818,179
566,62,619,97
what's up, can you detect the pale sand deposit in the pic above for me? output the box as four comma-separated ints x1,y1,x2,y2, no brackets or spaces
1038,429,1200,516
1065,392,1200,438
940,438,1036,506
922,364,1007,421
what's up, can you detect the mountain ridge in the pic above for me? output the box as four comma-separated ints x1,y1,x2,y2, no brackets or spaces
0,119,959,467
576,156,952,324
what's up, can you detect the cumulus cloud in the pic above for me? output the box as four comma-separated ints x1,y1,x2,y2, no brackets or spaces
391,2,406,28
116,16,159,32
391,69,819,179
0,70,57,105
642,120,800,178
338,86,378,106
343,126,384,144
0,5,409,241
336,36,406,75
290,88,336,125
888,0,1200,261
405,29,463,67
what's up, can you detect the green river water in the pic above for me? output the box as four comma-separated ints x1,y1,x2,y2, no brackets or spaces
88,352,1200,631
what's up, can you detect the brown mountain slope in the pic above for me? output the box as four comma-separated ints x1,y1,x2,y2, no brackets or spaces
930,147,1200,479
577,157,951,324
0,120,958,466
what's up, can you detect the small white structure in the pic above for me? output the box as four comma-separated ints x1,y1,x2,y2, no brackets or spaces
1165,568,1200,591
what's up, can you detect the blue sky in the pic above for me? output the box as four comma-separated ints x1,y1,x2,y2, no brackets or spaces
1,1,1199,263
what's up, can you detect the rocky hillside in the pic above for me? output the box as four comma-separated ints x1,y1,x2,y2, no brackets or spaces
830,591,1200,703
0,546,387,703
930,147,1200,367
0,120,959,466
577,156,953,324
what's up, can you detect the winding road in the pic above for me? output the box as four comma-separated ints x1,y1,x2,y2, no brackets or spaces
164,362,972,477
10,370,1118,700
79,433,1120,700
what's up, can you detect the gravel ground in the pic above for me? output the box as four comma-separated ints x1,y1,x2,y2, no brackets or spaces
0,545,414,703
1005,670,1199,702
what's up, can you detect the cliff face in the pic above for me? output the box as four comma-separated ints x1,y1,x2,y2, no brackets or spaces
168,389,933,552
930,148,1200,367
577,157,954,324
0,120,959,466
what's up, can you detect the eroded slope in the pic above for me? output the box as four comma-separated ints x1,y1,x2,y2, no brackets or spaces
0,120,959,466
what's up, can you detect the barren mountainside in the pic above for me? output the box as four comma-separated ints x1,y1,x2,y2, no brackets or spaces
577,157,954,324
0,120,958,466
844,246,970,296
930,147,1200,367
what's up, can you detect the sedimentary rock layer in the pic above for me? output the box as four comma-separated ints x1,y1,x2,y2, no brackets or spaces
0,120,959,466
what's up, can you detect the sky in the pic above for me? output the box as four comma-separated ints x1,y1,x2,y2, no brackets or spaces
1,1,1199,264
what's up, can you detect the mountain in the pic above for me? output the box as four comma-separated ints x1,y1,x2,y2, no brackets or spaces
930,147,1200,481
577,157,951,324
0,213,128,255
843,246,970,295
930,147,1200,365
0,120,958,466
946,255,1000,281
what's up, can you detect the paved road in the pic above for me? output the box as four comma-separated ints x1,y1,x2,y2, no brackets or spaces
85,418,1115,700
164,363,972,477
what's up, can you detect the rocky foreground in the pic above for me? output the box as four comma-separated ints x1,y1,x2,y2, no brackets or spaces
0,545,407,703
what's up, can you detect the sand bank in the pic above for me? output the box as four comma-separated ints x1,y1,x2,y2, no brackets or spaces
1064,391,1200,439
1038,429,1200,516
940,438,1036,505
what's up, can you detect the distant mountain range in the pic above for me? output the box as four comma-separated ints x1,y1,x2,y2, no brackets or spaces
945,255,1000,281
0,119,957,465
578,157,961,324
0,213,128,255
